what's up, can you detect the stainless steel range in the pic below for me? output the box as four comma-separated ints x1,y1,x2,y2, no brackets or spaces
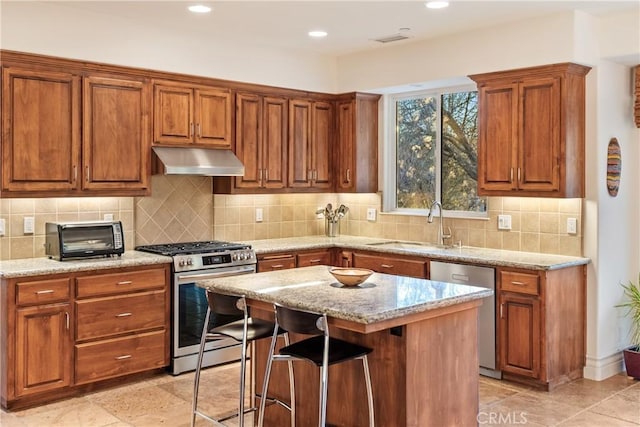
135,241,256,375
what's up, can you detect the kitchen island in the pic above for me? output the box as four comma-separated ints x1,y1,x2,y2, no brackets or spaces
197,265,493,427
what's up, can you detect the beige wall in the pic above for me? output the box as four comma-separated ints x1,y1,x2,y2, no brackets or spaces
0,197,134,260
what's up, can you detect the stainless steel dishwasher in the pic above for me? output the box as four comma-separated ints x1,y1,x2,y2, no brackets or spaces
429,261,500,379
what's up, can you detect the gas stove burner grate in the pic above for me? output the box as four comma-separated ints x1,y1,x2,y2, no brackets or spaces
135,240,251,256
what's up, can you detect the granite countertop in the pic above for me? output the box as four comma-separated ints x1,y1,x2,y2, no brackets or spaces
197,265,493,327
0,251,172,278
245,235,590,271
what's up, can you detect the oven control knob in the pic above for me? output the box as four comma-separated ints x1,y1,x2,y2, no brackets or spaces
239,253,246,260
186,258,193,266
178,259,185,267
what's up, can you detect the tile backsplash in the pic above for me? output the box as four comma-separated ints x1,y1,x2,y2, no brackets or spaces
0,176,583,260
0,197,134,260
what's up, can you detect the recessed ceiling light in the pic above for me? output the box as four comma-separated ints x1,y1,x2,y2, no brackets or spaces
425,1,449,9
188,5,212,13
308,30,328,38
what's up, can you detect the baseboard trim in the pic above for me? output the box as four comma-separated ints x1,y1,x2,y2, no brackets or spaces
583,351,625,380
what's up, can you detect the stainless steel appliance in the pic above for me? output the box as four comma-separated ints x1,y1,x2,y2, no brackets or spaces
135,241,256,375
45,221,124,260
429,261,500,379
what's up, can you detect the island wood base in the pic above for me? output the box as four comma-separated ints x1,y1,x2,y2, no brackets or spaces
251,300,481,427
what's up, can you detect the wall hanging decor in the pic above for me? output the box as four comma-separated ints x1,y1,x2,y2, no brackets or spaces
635,65,639,128
607,137,621,197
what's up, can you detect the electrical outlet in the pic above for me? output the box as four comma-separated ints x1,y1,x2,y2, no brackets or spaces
103,213,114,221
255,208,263,223
567,217,577,234
498,214,512,230
23,216,35,234
366,208,377,221
0,218,5,236
316,207,324,219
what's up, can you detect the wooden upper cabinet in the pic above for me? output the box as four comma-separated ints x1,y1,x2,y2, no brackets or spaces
288,99,333,189
470,63,590,198
153,81,232,148
336,93,380,193
1,67,81,193
83,76,150,192
233,93,287,190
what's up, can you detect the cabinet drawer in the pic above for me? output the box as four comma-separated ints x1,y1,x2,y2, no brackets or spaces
257,255,296,272
500,271,539,296
76,268,166,298
75,330,166,384
297,251,332,267
76,290,166,341
353,253,427,278
16,278,71,306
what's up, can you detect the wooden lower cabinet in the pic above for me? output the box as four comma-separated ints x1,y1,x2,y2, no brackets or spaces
297,249,332,267
497,266,585,390
75,330,166,384
352,251,428,278
15,303,73,398
257,253,297,272
0,263,171,409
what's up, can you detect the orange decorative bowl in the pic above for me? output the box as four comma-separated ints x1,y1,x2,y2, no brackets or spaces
329,267,374,287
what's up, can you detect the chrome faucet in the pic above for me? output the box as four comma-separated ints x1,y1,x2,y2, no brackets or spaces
427,200,452,247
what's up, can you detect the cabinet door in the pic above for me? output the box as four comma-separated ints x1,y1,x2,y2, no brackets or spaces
262,97,288,189
311,101,334,189
336,101,355,191
15,304,72,397
153,84,193,144
1,67,80,192
194,88,232,147
518,77,560,192
477,82,518,193
83,76,150,192
499,293,541,378
235,93,263,189
288,99,312,188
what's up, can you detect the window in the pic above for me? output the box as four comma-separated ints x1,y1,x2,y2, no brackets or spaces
384,86,486,217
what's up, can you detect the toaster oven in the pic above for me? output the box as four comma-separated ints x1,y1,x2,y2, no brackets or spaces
45,221,125,260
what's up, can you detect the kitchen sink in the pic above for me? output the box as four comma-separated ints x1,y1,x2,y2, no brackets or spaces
365,241,445,251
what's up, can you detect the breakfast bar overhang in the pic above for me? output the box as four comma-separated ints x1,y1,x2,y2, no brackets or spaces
197,265,493,427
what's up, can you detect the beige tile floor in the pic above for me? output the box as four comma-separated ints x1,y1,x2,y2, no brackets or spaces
1,363,638,427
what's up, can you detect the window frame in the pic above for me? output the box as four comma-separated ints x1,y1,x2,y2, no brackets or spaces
382,84,487,219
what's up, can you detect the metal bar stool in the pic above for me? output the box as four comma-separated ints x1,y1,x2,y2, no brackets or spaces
191,291,295,427
258,304,375,427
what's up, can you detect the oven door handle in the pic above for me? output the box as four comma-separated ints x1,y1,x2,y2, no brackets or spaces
177,267,255,282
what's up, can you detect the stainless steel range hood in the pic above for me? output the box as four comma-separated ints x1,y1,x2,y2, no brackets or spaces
152,146,244,176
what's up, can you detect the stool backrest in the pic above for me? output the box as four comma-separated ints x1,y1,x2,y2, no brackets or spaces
275,304,327,336
206,291,247,316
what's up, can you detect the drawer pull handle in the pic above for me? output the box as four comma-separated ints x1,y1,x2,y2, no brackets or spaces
511,281,527,286
116,312,133,318
35,289,55,294
380,264,394,269
115,355,132,360
271,264,284,269
309,259,322,263
117,281,133,285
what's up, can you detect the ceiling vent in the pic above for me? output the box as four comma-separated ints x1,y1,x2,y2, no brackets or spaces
373,34,410,44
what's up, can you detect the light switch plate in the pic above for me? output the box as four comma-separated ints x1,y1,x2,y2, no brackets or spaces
366,208,377,221
567,217,577,234
255,208,263,223
498,214,512,230
24,216,35,234
0,218,5,236
103,213,114,221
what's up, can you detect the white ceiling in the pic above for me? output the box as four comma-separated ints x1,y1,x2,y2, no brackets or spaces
57,0,638,56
